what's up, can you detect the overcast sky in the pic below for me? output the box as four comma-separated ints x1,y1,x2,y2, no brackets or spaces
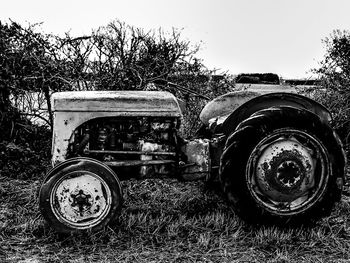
2,0,350,79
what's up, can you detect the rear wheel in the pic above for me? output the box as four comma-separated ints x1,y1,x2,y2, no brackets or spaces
39,157,123,233
219,106,344,224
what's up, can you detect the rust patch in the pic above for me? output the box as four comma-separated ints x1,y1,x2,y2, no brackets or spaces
261,150,307,194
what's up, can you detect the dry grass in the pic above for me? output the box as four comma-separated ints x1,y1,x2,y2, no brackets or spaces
1,171,350,263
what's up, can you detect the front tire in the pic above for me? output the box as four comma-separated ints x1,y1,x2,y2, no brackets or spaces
219,106,345,225
39,157,123,233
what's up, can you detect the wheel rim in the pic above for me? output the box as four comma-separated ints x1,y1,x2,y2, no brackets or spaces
246,128,329,216
50,170,112,229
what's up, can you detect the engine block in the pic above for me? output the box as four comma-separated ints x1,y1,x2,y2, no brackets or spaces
67,116,180,178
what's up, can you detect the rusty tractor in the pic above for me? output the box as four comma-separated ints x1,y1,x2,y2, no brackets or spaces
39,87,347,233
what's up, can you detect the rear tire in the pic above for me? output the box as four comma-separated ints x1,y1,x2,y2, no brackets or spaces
219,106,344,225
39,157,123,233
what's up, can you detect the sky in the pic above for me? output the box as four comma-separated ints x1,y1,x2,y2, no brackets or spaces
2,0,350,79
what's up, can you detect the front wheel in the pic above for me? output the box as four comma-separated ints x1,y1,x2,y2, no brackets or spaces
39,157,123,233
219,106,345,225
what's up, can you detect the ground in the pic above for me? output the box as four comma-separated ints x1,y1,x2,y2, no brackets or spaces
1,170,350,263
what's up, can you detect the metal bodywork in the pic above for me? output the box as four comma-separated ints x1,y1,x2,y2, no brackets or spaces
51,91,182,165
180,139,211,180
200,86,332,135
200,84,299,125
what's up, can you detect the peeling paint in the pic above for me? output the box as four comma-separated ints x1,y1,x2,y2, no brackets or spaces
181,139,210,180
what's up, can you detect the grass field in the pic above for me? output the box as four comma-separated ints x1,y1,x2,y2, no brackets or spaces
1,170,350,263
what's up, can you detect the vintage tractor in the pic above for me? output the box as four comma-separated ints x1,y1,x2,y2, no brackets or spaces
39,87,347,233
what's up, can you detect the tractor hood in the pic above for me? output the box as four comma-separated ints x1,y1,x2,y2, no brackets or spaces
52,90,182,117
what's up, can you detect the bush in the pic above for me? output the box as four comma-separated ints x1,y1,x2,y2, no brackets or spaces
311,89,350,151
0,110,51,179
313,30,350,151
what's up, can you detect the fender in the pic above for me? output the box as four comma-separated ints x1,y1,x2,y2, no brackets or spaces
221,92,331,135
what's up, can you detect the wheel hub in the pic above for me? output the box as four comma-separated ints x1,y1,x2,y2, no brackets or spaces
255,138,314,202
276,160,302,188
71,190,93,214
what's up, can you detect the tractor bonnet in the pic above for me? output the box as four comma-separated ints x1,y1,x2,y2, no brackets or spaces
52,90,182,117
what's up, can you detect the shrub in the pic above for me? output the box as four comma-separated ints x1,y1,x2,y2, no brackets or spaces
0,110,51,179
313,30,350,151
